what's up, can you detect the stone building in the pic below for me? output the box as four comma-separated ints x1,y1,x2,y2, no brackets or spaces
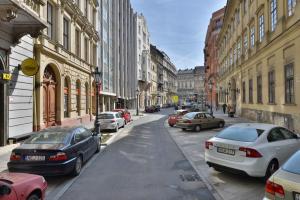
0,0,46,145
217,0,300,131
33,0,99,130
135,13,151,110
177,66,205,105
204,7,225,108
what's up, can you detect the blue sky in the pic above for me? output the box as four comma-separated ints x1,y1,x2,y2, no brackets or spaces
131,0,227,69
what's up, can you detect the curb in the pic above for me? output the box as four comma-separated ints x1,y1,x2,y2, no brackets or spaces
164,120,224,200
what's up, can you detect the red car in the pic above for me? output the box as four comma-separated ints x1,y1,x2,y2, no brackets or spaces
168,110,189,127
113,109,132,124
0,172,47,200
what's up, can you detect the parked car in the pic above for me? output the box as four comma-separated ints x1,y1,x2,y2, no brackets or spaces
154,105,161,112
168,109,189,127
113,109,132,124
176,112,225,132
145,106,155,113
205,123,300,180
8,126,100,176
264,150,300,200
0,172,47,200
99,112,125,132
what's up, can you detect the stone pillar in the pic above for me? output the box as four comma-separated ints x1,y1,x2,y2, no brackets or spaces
56,3,64,47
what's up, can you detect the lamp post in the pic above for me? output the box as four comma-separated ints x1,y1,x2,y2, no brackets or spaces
209,80,213,115
136,88,140,116
93,67,102,137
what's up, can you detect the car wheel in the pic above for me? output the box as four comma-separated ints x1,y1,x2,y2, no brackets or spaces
27,194,40,200
72,156,83,176
264,159,279,181
169,124,174,127
114,125,119,132
195,125,201,132
95,138,101,153
219,122,225,128
181,128,186,131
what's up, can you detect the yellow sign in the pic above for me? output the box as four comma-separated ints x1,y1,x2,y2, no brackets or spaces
172,95,179,103
3,73,12,80
20,58,39,76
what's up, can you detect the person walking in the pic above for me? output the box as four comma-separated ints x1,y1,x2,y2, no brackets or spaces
222,103,227,114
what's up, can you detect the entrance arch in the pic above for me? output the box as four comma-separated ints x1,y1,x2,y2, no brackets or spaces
43,65,57,127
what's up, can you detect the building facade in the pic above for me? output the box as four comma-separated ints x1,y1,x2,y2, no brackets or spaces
135,13,151,110
0,0,46,145
177,66,205,105
33,0,99,131
217,0,300,131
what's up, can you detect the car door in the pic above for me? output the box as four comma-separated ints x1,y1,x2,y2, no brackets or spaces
116,113,123,127
204,113,215,128
279,128,300,160
73,128,89,162
82,128,96,158
267,128,291,165
195,113,208,128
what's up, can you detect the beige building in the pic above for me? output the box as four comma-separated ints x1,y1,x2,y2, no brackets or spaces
34,0,99,130
150,55,158,105
217,0,300,131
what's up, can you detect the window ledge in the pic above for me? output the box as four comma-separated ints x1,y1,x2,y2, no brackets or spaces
283,103,297,106
267,103,277,105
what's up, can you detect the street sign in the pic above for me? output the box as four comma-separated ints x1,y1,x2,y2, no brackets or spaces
2,73,11,80
20,58,39,76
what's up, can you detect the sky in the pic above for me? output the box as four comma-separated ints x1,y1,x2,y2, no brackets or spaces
131,0,227,70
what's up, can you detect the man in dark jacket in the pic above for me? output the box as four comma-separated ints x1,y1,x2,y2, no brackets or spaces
222,103,227,114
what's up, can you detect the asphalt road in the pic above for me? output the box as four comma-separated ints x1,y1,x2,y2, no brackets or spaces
51,109,215,200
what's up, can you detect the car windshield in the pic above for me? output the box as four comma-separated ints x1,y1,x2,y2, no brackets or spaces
24,131,72,144
282,151,300,175
99,114,114,119
183,112,197,119
216,127,265,142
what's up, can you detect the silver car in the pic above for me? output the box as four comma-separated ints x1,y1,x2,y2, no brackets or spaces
99,112,125,132
264,150,300,200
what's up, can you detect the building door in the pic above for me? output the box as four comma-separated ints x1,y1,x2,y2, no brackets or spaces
0,57,5,145
43,66,57,127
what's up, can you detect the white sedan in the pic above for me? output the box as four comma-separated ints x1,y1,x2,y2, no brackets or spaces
205,123,300,179
99,112,125,132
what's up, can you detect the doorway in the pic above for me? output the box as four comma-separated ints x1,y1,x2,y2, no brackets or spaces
43,65,57,127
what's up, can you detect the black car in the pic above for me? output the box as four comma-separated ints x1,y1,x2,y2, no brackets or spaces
154,105,161,112
8,126,101,176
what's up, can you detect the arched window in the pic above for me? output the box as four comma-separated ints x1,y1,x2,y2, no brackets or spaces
76,80,81,115
64,77,71,118
85,82,89,114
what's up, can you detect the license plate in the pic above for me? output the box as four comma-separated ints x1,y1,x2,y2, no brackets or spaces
25,155,45,161
217,147,235,156
295,192,300,200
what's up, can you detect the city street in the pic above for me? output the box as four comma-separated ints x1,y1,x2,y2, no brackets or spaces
46,109,215,200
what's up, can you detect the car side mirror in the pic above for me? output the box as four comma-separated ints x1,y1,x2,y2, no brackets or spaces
0,185,11,196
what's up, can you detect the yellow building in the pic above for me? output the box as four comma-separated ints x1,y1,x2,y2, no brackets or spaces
34,0,99,130
217,0,300,131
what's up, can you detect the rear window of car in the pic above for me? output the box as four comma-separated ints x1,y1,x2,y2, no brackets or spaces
215,127,265,142
25,132,71,144
183,112,196,119
282,151,300,175
99,114,114,119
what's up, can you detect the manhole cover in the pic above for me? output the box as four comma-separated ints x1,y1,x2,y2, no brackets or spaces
179,174,201,182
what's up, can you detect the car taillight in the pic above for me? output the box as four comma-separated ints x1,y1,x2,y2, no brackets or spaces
49,152,68,161
186,120,192,124
111,119,116,123
239,147,262,158
265,180,285,198
205,141,213,150
10,152,21,161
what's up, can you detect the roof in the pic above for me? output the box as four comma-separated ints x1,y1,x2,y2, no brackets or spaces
229,123,279,130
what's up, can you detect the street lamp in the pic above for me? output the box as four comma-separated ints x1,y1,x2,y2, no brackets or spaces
136,88,140,116
208,80,213,115
93,67,102,138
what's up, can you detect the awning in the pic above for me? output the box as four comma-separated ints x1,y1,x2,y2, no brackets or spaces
0,0,47,45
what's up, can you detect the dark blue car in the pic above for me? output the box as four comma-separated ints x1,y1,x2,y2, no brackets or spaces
8,126,101,176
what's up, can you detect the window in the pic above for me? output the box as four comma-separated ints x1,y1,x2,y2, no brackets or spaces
249,79,253,103
257,75,262,103
76,80,81,115
244,31,248,53
233,44,237,62
47,3,53,39
64,78,70,118
259,14,264,42
270,0,277,32
63,18,69,50
84,38,89,62
267,128,285,142
75,29,80,57
243,0,248,14
84,0,88,17
250,26,255,47
237,39,241,58
268,70,275,103
242,81,246,103
287,0,297,16
285,63,294,104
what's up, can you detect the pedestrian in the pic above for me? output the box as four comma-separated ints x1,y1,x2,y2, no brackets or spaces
222,103,227,114
216,103,219,111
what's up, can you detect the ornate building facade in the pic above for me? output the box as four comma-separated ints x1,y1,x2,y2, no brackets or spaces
217,0,300,131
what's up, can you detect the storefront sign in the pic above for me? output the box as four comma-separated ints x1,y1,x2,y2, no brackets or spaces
20,58,39,76
2,73,12,80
